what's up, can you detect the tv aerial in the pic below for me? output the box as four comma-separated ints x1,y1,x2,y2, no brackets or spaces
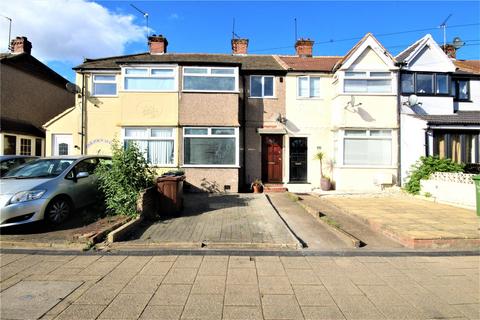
439,14,452,48
131,4,150,38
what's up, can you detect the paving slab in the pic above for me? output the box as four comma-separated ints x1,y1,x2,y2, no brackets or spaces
315,194,479,249
0,280,82,319
117,193,299,249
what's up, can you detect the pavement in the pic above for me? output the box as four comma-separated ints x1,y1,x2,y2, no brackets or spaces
116,194,299,249
0,252,479,320
311,194,480,249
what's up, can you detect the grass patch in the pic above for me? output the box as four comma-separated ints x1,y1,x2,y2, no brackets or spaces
320,216,341,229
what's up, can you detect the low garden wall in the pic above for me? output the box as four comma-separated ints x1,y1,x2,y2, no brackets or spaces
420,172,476,208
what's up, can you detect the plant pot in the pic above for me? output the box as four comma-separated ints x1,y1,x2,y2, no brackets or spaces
253,185,263,193
320,177,331,191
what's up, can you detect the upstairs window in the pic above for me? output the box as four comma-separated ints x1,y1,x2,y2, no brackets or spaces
92,74,117,96
123,67,176,91
401,72,451,96
250,76,274,98
344,71,392,93
451,79,470,101
183,67,238,92
297,76,321,98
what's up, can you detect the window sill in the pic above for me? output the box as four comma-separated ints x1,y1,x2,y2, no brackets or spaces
119,90,178,93
182,90,240,94
181,165,240,169
149,164,178,168
296,97,323,100
336,165,397,169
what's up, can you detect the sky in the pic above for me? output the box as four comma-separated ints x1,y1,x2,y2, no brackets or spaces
1,1,479,83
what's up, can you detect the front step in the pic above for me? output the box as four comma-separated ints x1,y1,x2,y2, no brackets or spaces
264,184,288,193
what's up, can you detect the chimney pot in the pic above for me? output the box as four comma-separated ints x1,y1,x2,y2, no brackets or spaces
148,35,168,54
295,38,314,57
231,38,249,55
10,36,32,55
441,44,456,59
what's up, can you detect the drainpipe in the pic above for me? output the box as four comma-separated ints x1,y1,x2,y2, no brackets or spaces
395,63,404,187
241,74,247,191
80,72,86,155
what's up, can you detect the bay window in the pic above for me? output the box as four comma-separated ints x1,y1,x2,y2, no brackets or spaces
183,127,238,166
183,67,238,92
297,76,321,98
344,71,392,93
123,127,175,166
343,129,392,166
433,131,479,164
123,67,176,91
250,76,274,98
92,74,117,96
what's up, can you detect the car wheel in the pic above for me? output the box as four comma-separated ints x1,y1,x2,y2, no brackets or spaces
45,197,72,225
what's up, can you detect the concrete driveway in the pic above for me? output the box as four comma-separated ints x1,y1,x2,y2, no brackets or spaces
117,194,300,249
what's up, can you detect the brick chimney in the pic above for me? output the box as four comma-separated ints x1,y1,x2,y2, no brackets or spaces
10,36,32,55
441,44,456,59
231,38,249,55
295,38,314,57
148,34,168,54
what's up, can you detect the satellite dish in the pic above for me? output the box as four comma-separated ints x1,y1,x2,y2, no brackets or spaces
452,37,465,49
408,94,419,106
66,82,81,94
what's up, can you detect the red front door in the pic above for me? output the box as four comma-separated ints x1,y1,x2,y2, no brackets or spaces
262,135,283,183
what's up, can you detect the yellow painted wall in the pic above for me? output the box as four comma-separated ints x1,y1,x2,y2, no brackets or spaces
45,72,180,169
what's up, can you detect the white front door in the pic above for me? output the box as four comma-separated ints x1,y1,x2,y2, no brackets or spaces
53,134,72,156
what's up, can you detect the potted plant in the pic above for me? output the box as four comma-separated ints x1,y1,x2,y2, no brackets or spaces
251,178,263,193
314,151,332,191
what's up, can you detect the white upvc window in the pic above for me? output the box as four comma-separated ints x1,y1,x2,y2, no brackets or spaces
122,127,176,166
343,71,392,93
297,76,321,98
342,129,392,166
122,66,177,91
92,74,117,96
250,75,275,98
183,127,239,167
182,67,238,92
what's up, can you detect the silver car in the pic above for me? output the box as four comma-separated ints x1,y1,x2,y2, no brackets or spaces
0,155,111,227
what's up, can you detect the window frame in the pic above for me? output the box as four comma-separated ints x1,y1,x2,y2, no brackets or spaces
343,71,393,94
400,72,452,97
249,75,275,98
122,127,177,167
297,75,322,99
182,66,239,93
340,129,394,167
91,73,118,97
20,138,32,156
182,127,239,168
121,65,178,92
451,78,471,102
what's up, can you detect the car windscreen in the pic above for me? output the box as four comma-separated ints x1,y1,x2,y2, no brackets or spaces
2,159,75,179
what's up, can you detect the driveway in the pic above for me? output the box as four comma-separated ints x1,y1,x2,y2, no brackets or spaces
118,194,300,249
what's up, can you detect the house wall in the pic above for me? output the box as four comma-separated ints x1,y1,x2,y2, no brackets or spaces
244,75,286,186
178,93,239,126
400,113,427,184
284,73,334,191
331,46,399,190
45,72,180,170
0,63,74,135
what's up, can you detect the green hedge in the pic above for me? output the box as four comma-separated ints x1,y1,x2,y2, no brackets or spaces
404,156,464,195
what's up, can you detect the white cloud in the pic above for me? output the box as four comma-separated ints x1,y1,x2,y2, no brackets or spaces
0,0,146,63
168,13,180,20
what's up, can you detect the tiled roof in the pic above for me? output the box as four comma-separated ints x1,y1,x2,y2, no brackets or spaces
395,38,424,63
74,53,286,72
454,60,480,75
414,111,480,125
1,52,71,88
277,56,342,72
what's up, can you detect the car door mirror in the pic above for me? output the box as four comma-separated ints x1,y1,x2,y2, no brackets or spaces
76,172,90,179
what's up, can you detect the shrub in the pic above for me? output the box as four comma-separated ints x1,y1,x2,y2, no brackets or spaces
404,156,464,195
95,140,155,216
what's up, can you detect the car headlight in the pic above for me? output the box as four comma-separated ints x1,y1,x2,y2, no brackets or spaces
9,190,46,204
